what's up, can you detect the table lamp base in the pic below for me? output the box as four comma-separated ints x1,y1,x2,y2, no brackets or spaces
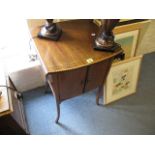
38,26,62,41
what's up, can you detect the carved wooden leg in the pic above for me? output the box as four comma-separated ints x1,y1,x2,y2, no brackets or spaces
47,74,61,123
55,99,61,123
45,80,49,93
96,85,103,105
45,80,52,94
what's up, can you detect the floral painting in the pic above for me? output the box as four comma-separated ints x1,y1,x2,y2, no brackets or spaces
112,67,132,95
104,56,142,105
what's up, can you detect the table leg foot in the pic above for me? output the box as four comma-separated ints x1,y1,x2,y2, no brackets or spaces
55,119,59,124
55,101,60,123
96,95,100,105
96,86,103,105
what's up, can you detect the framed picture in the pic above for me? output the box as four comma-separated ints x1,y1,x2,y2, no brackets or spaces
115,30,139,59
104,55,143,105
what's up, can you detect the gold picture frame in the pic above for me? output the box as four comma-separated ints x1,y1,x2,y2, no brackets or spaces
104,55,143,105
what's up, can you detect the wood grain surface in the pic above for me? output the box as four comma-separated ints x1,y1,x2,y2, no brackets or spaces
28,19,123,74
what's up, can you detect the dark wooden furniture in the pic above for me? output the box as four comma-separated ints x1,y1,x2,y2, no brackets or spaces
28,19,124,123
0,69,29,135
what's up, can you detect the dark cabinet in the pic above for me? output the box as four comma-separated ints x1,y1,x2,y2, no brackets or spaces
58,67,87,100
48,58,113,103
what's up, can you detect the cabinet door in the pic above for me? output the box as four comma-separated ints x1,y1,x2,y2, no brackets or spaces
84,59,112,92
58,67,87,100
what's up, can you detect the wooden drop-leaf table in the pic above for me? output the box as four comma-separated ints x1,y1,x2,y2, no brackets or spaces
27,19,124,123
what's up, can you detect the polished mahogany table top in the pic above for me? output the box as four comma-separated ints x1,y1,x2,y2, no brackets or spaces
28,19,123,74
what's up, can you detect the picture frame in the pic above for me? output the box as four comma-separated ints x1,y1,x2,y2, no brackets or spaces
115,30,139,59
104,55,143,105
